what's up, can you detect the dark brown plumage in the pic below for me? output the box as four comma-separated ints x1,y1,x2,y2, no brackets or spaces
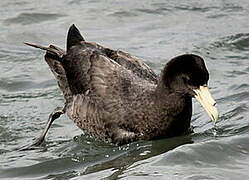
26,24,218,146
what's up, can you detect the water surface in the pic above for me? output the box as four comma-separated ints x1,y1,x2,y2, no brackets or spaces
1,0,249,179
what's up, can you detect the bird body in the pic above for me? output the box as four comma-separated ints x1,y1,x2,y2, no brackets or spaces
26,25,218,146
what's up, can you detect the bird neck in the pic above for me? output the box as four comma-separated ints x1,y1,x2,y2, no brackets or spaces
154,79,171,98
154,78,192,114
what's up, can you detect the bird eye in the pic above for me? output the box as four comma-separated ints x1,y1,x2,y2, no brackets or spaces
183,76,190,84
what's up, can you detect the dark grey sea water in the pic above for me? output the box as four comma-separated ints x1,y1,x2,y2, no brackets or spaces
1,0,249,179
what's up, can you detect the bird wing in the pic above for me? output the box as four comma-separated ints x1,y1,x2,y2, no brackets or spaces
25,43,72,103
65,47,149,141
80,41,158,83
63,44,147,99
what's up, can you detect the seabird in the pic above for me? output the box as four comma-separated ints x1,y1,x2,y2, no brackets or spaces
26,24,218,146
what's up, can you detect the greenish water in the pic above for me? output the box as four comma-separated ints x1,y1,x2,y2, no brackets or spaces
1,0,249,179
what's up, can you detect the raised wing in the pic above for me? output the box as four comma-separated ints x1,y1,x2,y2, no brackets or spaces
63,24,158,96
63,44,147,99
65,48,147,143
79,41,158,83
25,42,72,103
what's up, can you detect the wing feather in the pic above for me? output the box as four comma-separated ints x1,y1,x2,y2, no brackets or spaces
81,42,158,83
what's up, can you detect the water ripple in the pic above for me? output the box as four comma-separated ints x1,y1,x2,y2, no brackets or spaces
220,91,249,102
211,33,249,51
4,13,66,25
0,79,55,92
1,0,249,179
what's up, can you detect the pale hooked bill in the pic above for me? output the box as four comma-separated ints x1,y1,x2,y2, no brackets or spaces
193,85,219,122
